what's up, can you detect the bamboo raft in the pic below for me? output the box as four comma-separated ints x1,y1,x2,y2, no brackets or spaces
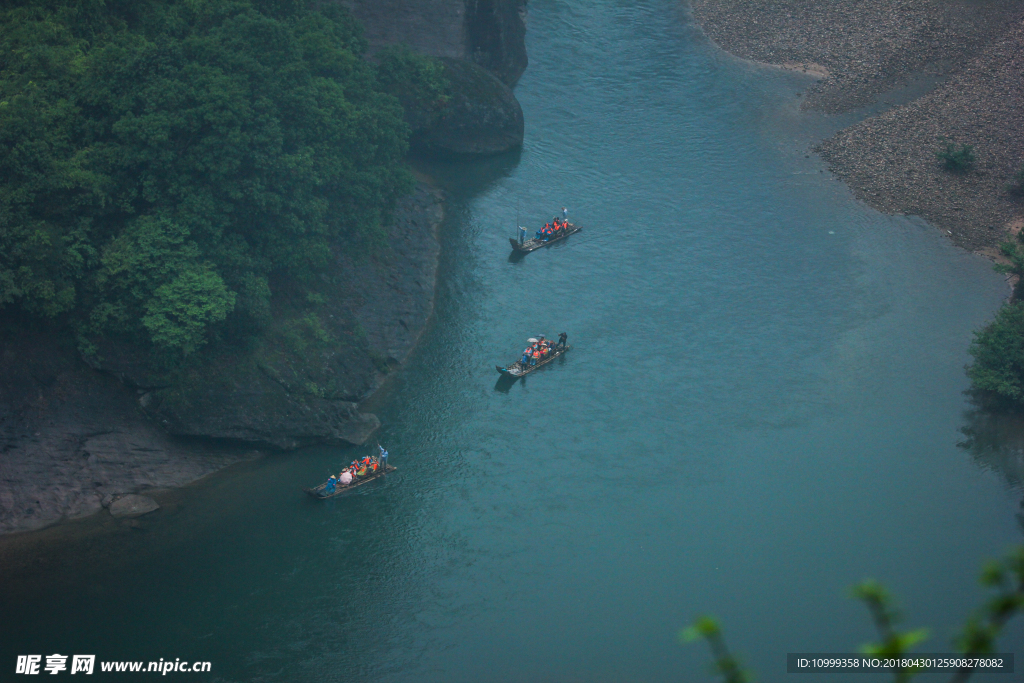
303,465,397,499
509,223,582,254
496,345,572,378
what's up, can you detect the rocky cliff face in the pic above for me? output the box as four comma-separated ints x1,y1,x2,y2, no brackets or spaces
342,0,528,86
0,183,443,534
411,58,524,155
342,0,528,155
143,183,443,448
465,0,528,87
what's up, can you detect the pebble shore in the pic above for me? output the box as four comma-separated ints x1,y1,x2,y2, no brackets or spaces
689,0,1024,251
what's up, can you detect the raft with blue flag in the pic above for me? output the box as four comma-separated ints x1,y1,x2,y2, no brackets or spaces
304,465,396,498
496,344,572,378
509,222,582,254
304,446,396,499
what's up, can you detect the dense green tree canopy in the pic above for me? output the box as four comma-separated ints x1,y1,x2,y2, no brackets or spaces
0,0,415,355
968,302,1024,406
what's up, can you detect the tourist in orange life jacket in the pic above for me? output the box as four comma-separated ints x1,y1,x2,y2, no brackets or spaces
530,348,541,366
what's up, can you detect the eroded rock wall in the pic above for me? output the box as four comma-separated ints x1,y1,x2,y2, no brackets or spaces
342,0,528,85
95,183,443,449
0,327,256,535
411,58,525,155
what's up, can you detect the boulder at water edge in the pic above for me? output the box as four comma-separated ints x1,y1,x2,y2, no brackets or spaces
109,495,160,518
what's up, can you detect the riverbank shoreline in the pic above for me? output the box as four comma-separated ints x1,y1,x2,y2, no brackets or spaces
689,0,1024,252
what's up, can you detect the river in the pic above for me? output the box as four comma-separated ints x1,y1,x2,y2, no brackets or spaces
2,1,1022,681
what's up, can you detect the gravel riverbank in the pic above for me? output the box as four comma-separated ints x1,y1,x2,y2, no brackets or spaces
689,0,1024,250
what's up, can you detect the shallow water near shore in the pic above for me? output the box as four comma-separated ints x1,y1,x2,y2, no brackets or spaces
3,1,1023,681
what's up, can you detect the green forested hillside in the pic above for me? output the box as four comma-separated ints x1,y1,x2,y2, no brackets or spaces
0,0,423,358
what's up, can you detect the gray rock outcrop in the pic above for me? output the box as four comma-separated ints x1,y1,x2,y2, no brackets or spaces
0,333,256,534
109,494,160,518
412,58,524,155
343,0,528,86
138,183,443,448
149,385,380,451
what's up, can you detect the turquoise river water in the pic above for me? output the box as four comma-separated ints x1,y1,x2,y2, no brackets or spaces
3,1,1023,681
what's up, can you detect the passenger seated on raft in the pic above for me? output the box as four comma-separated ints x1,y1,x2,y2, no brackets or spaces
354,456,370,477
339,469,354,486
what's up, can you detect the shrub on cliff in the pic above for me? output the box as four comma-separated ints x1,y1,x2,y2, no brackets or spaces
935,141,976,173
0,0,413,357
994,230,1024,300
375,45,451,131
967,302,1024,406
